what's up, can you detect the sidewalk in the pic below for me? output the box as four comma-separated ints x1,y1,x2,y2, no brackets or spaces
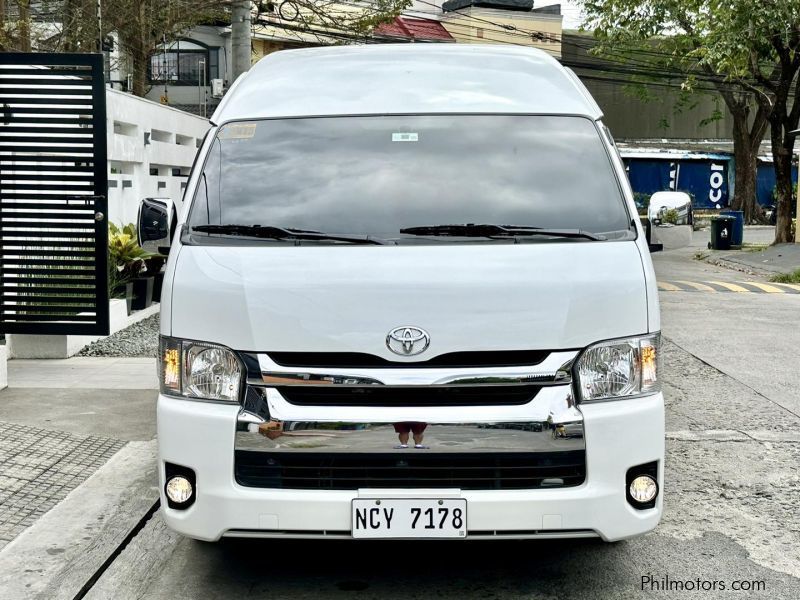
712,243,800,276
0,357,158,563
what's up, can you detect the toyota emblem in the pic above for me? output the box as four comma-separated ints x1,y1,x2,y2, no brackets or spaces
386,326,430,356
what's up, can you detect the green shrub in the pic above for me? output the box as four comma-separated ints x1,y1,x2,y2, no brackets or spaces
662,208,680,225
633,192,651,211
770,268,800,284
108,223,154,298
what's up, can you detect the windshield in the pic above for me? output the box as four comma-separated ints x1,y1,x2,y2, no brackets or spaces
188,115,633,243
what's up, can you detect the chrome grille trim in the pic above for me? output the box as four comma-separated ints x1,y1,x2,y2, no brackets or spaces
246,385,580,423
250,350,578,387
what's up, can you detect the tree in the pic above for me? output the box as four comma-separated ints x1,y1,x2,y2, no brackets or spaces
584,1,800,241
39,1,408,98
0,0,34,51
252,0,411,45
0,0,6,51
108,1,230,97
715,2,800,244
580,0,772,224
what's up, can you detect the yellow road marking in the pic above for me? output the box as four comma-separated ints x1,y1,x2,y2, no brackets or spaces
770,282,800,292
657,281,683,292
707,281,752,293
674,280,717,292
739,281,786,294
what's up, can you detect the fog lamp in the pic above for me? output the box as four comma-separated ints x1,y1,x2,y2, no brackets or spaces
629,475,658,504
165,475,193,504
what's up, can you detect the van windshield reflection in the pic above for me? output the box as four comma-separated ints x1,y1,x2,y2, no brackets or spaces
188,115,633,243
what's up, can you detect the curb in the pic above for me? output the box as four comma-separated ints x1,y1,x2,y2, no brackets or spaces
702,256,777,277
0,440,158,600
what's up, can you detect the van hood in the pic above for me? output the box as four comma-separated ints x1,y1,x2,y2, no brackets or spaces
169,242,649,356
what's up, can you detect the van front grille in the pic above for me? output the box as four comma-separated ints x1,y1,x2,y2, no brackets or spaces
234,450,586,490
276,385,541,407
265,350,551,369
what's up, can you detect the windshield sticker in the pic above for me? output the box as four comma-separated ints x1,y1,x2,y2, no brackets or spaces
392,132,419,142
219,123,257,140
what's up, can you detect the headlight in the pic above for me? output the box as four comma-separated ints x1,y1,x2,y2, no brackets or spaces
159,336,244,402
575,333,660,402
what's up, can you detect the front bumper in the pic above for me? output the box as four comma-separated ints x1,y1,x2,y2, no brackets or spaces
157,391,664,541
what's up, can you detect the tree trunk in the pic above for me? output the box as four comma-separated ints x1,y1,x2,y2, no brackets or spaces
713,88,769,224
18,0,31,51
120,22,152,98
62,0,82,52
730,113,760,223
772,133,796,244
131,45,149,97
0,0,6,51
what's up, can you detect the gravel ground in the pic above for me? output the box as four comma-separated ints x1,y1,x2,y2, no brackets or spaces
77,314,160,357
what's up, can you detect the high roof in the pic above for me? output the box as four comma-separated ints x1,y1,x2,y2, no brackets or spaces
211,44,603,124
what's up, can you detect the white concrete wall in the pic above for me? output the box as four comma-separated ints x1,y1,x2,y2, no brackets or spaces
106,89,210,227
7,301,160,359
0,346,7,390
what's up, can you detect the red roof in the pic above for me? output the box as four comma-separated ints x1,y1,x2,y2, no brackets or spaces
374,17,455,42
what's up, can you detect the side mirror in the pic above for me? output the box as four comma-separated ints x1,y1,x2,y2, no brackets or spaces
647,191,693,225
137,197,175,255
640,216,652,244
639,216,663,252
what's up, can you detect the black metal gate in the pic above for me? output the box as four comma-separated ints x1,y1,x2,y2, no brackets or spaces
0,53,109,335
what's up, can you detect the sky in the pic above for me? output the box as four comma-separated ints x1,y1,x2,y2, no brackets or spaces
559,1,586,30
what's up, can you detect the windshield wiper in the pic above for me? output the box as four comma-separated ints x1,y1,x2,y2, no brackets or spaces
192,224,387,245
399,224,605,241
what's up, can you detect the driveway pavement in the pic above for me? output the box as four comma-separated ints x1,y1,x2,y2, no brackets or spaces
0,358,157,584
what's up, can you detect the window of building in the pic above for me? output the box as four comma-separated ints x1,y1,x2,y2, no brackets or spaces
149,39,220,86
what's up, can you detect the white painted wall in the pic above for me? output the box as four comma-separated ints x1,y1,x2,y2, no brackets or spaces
105,89,210,227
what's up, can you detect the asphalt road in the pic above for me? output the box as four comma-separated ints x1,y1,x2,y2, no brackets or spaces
84,232,800,600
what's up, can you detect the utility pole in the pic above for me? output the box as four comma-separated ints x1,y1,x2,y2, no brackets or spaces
231,1,252,81
792,129,800,243
96,0,102,53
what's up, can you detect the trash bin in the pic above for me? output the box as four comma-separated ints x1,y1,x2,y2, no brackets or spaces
720,210,744,246
709,216,735,250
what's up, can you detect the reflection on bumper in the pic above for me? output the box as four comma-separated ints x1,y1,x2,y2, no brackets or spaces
235,384,584,454
235,421,582,453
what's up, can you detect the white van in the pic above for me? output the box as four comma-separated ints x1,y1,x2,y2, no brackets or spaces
151,44,664,542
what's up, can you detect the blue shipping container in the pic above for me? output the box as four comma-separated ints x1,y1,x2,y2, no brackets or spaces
624,158,730,209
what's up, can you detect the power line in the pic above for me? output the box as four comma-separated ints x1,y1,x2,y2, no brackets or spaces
252,0,786,97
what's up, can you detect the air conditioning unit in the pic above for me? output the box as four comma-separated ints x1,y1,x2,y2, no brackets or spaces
211,79,225,98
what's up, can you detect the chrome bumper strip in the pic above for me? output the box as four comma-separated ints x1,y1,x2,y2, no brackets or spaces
223,529,599,540
234,421,584,454
236,385,584,454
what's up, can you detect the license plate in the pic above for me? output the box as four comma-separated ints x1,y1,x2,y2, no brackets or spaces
351,498,467,539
